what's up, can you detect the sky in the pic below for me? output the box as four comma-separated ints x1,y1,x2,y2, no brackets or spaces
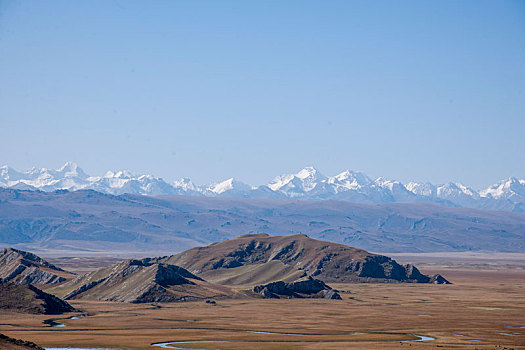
1,0,524,189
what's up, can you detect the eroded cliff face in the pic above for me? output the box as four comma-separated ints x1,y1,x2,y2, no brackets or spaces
0,248,75,285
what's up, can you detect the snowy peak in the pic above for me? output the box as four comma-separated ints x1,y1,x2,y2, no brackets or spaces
372,177,417,202
437,182,480,200
480,177,525,200
295,166,327,191
296,166,326,181
269,166,326,193
0,162,89,190
374,177,403,194
0,163,174,196
57,161,77,172
0,166,23,183
0,163,524,212
173,178,198,192
56,161,88,179
325,170,372,196
103,170,134,179
206,178,252,195
406,182,436,197
374,177,400,190
332,170,371,186
268,174,294,191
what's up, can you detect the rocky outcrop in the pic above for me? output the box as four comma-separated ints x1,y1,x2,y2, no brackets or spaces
0,333,44,350
50,258,232,303
0,248,75,285
253,276,342,300
164,234,451,284
429,274,451,284
0,280,76,314
340,255,434,282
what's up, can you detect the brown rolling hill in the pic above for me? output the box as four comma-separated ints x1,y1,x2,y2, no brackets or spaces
163,233,449,284
0,248,75,285
49,258,233,303
0,280,75,315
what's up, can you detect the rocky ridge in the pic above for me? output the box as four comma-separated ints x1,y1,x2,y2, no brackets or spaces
164,234,450,284
0,248,75,285
50,258,233,303
0,280,76,314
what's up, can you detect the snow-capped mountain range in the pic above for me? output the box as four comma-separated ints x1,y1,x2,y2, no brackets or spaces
1,162,524,212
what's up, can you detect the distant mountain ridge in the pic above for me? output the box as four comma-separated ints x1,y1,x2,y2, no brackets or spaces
1,188,523,254
1,162,524,212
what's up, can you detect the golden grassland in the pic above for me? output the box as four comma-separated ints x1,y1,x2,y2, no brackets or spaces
1,265,524,349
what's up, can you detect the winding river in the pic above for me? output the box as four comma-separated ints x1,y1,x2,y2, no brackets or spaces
41,316,437,349
152,331,436,350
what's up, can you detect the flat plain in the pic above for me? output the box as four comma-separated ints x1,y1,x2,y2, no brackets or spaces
1,254,524,350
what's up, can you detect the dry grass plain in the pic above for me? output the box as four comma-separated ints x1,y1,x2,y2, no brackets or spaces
1,257,524,350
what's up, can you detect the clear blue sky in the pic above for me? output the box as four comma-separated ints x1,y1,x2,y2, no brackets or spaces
1,0,524,188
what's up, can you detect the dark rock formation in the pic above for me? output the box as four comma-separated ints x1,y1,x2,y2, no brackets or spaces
342,255,435,282
253,276,342,300
0,280,76,314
